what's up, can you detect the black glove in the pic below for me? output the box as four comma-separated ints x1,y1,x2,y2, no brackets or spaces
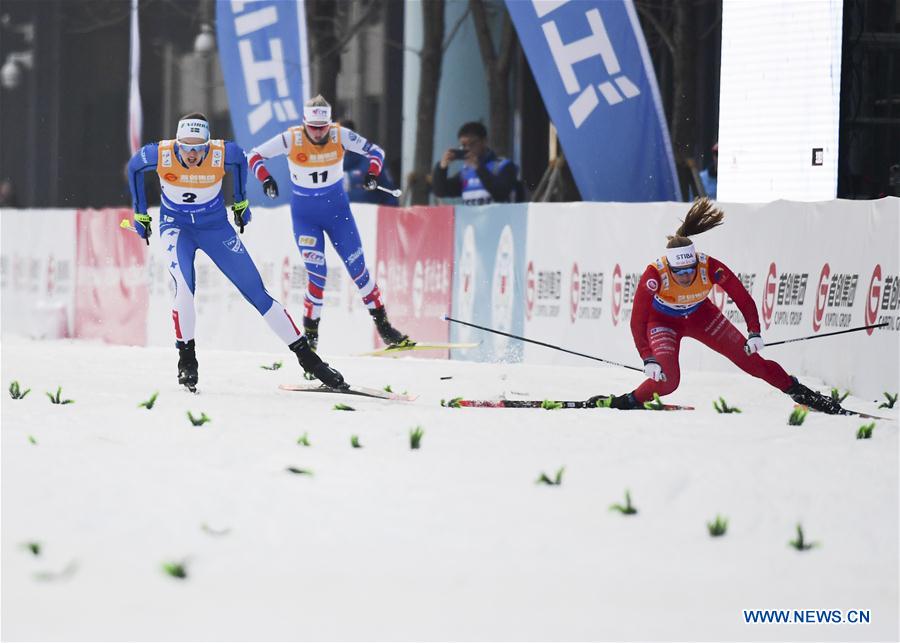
231,199,251,233
363,173,378,191
263,176,279,199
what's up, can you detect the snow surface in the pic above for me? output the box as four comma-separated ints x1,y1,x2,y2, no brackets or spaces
1,334,898,642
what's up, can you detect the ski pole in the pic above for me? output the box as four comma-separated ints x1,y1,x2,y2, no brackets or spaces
377,185,402,198
765,322,888,347
444,315,644,373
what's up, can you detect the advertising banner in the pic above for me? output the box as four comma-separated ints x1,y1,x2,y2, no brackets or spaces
376,206,454,355
506,0,680,201
451,204,527,362
1,209,77,339
74,208,148,345
216,0,310,207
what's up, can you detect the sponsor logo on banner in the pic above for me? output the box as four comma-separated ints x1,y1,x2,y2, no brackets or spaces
412,260,424,318
527,262,561,319
526,260,535,320
491,225,515,352
760,261,808,330
455,225,477,342
865,264,900,333
812,263,859,332
611,263,640,326
571,262,604,323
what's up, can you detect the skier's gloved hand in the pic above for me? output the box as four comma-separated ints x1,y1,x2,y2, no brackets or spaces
134,213,152,245
363,173,378,191
232,199,251,233
744,332,765,355
262,176,279,199
643,357,666,382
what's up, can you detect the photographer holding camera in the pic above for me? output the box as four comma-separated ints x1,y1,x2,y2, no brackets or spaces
432,122,521,205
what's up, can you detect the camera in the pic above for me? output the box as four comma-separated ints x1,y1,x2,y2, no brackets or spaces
450,148,468,160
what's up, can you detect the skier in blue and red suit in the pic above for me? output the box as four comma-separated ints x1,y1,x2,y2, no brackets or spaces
248,95,410,352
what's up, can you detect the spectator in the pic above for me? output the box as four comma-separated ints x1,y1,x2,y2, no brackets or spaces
699,142,718,200
340,119,399,205
433,122,520,205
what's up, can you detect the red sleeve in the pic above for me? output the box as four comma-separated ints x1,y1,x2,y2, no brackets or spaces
709,256,760,334
630,265,659,361
247,152,272,182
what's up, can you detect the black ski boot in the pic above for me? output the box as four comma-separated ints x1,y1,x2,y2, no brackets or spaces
176,339,198,392
289,336,347,389
303,316,320,352
370,307,412,347
587,392,639,409
785,376,846,414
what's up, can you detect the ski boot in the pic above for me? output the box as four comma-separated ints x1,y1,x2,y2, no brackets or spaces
370,307,413,347
587,392,639,409
289,336,347,389
176,339,198,392
303,316,320,352
785,376,847,415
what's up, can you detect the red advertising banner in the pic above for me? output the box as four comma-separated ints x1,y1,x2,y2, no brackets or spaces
376,206,454,354
74,208,149,345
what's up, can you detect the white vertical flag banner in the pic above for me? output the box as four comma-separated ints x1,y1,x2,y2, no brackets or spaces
128,0,143,155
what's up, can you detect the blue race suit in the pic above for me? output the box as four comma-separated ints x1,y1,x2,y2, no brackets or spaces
127,141,303,345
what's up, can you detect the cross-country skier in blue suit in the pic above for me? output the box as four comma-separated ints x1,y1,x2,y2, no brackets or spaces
126,111,345,391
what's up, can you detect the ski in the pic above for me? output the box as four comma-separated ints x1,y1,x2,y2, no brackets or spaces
279,383,417,402
358,342,479,357
794,404,892,421
442,398,694,410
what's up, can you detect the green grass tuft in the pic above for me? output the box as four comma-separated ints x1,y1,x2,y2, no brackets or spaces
383,384,393,393
713,397,741,414
789,523,818,551
21,541,41,556
610,490,638,515
296,432,311,446
878,392,898,409
9,380,31,399
286,466,313,476
788,406,808,426
162,561,188,579
351,435,362,448
829,388,850,404
441,397,463,408
28,435,37,445
409,426,425,449
186,411,211,426
707,515,728,536
333,403,355,411
46,386,74,405
138,391,159,410
260,361,283,370
536,467,565,486
856,422,875,439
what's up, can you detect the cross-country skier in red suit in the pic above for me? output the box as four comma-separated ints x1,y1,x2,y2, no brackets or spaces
592,198,846,414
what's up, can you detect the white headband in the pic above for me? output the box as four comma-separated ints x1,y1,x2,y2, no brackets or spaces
303,104,332,124
666,244,697,269
176,118,210,142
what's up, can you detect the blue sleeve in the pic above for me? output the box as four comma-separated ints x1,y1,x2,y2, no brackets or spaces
225,141,248,203
127,144,158,213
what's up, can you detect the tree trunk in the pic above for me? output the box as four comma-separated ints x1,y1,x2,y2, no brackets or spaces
670,0,695,198
409,0,445,205
306,0,342,101
469,0,515,157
